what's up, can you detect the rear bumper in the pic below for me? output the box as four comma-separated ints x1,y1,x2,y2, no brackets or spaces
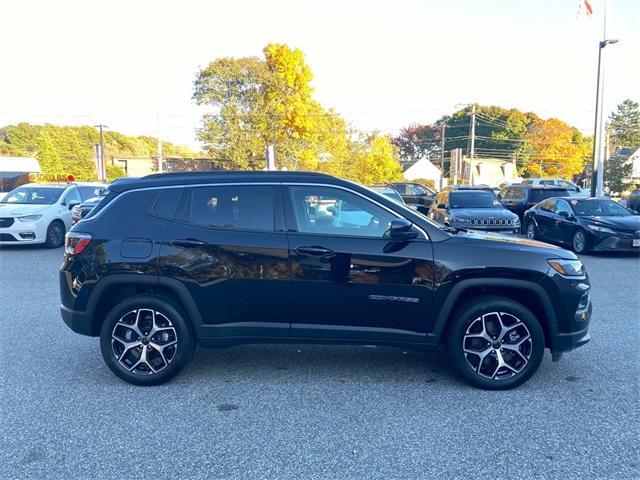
60,304,96,336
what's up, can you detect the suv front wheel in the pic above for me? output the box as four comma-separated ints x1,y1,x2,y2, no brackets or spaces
446,295,545,390
100,295,195,386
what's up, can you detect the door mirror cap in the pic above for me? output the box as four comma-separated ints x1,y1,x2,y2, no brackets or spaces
388,218,418,240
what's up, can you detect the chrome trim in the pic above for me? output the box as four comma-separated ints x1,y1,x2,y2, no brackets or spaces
83,181,431,240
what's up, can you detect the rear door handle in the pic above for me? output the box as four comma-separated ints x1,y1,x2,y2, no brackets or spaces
170,238,206,248
295,246,334,256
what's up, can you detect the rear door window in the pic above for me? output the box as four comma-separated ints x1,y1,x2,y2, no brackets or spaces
181,185,276,231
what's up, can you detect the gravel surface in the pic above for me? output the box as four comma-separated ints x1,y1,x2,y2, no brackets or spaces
0,245,638,479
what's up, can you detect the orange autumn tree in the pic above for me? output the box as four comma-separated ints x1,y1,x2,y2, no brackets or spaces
520,118,591,179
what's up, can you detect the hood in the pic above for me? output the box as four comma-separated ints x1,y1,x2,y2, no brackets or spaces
456,229,576,259
0,203,50,217
580,215,640,232
450,208,517,219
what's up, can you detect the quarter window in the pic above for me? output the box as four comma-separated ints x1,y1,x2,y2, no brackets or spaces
288,186,396,238
152,188,182,219
183,185,275,231
540,199,555,212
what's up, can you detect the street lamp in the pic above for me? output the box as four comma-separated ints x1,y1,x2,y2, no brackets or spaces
590,38,619,197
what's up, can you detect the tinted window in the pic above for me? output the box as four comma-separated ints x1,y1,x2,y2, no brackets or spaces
540,199,555,212
288,186,395,238
184,185,275,231
1,186,65,204
62,187,82,205
510,187,525,200
449,191,501,209
78,185,105,200
529,189,568,203
554,200,573,216
100,190,158,222
392,184,407,194
152,188,182,219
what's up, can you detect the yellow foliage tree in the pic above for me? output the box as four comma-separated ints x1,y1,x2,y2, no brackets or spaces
521,118,590,179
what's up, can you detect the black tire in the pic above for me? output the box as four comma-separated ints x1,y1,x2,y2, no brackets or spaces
100,295,195,386
45,220,65,248
446,295,545,390
525,221,537,240
572,229,588,254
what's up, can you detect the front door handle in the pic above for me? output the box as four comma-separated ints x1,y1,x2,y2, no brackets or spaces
170,238,206,248
295,245,334,256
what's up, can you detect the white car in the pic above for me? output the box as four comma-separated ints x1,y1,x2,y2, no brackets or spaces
0,183,104,248
521,178,589,197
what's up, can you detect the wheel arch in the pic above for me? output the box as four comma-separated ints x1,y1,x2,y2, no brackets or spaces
430,278,558,348
85,275,202,336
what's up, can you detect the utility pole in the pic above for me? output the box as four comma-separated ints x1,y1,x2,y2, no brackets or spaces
590,0,618,197
157,116,163,173
93,124,108,181
469,104,476,185
439,124,446,190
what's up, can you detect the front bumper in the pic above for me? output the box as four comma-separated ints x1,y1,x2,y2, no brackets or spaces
591,233,640,252
0,219,48,244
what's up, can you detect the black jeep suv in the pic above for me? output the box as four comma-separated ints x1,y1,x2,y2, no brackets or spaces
60,172,592,389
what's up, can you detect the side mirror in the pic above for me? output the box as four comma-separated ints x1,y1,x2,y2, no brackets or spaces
575,186,581,192
68,201,80,210
387,218,418,240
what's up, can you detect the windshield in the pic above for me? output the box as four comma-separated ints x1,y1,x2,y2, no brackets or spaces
570,199,631,216
1,186,65,205
450,191,502,209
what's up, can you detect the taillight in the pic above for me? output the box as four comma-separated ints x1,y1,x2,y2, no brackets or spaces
65,232,92,255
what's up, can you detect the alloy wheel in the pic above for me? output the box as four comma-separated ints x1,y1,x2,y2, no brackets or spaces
50,223,64,246
573,231,586,253
111,309,178,375
526,223,536,240
462,311,532,380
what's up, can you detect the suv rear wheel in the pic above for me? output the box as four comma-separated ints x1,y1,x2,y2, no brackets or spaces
100,295,195,386
446,295,544,390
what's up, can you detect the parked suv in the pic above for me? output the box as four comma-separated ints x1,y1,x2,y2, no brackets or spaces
60,172,591,389
388,182,435,214
499,185,570,225
522,178,587,197
429,189,520,234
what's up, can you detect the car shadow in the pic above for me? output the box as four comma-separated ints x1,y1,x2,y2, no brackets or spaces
182,344,456,385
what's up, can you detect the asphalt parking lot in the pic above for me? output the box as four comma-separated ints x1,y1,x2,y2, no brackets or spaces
0,246,638,479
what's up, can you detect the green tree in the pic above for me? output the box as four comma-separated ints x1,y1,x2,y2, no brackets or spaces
609,99,640,151
605,99,640,193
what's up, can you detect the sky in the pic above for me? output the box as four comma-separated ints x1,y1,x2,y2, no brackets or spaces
1,0,638,150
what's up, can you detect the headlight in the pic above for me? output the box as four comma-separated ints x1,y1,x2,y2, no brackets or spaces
586,224,615,234
513,216,521,225
548,259,585,276
17,215,42,222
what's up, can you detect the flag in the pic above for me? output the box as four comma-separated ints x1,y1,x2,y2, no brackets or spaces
577,0,594,17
